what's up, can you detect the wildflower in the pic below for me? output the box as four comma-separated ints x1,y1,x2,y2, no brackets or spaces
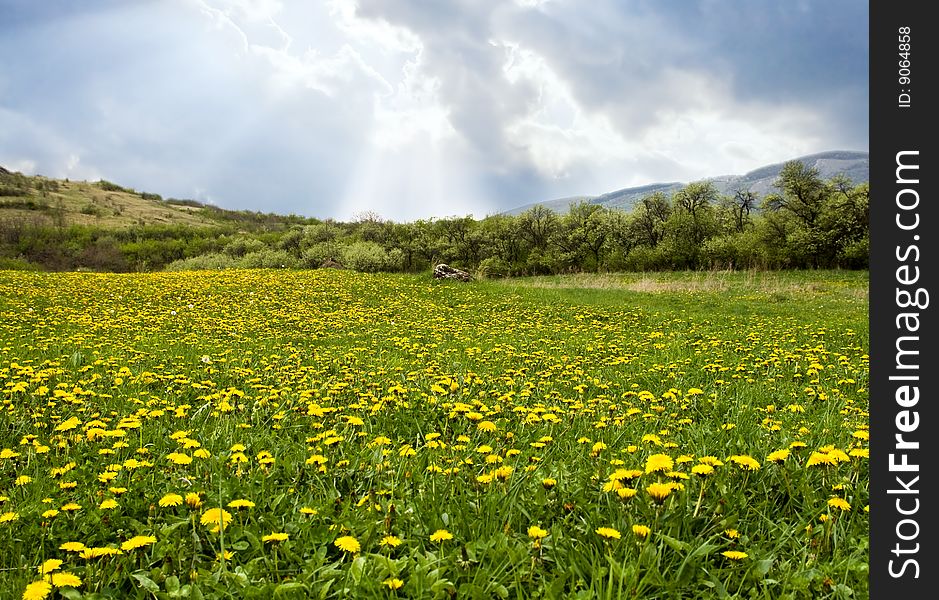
527,525,549,540
60,503,81,512
645,453,673,473
595,527,621,540
99,499,118,510
299,507,317,516
807,452,837,467
263,532,289,543
617,487,638,500
383,578,404,590
691,464,714,476
334,536,360,553
228,499,255,509
59,542,86,552
200,508,232,531
380,535,402,548
724,529,740,539
15,475,32,486
22,581,52,600
121,535,157,551
185,493,202,508
430,529,453,543
166,452,192,465
827,497,851,512
722,551,749,560
0,511,19,523
766,449,790,463
646,482,674,503
632,525,651,538
46,572,82,588
729,455,760,471
42,509,59,519
542,478,557,489
37,559,62,575
158,493,183,507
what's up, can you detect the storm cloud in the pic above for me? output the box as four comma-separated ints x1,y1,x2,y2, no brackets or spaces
0,0,868,220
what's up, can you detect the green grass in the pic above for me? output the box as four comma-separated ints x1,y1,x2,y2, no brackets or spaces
0,269,868,599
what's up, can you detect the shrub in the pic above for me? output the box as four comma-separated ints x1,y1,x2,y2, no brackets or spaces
238,249,298,269
340,241,392,273
477,257,511,279
165,253,241,271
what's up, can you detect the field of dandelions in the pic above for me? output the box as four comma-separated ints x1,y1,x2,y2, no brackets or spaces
0,269,868,599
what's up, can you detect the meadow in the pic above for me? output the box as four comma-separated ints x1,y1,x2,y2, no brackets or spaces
0,269,868,599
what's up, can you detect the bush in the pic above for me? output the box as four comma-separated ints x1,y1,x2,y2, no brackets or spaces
301,241,344,268
165,253,241,271
238,249,298,269
623,246,667,271
839,235,869,269
477,257,511,279
223,237,267,257
340,241,392,273
0,256,43,271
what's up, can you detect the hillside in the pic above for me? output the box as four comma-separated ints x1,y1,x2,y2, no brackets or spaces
0,168,311,230
505,150,869,215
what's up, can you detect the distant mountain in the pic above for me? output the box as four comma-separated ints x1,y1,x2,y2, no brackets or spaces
504,150,869,215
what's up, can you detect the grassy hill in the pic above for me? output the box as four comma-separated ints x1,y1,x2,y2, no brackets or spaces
0,167,311,229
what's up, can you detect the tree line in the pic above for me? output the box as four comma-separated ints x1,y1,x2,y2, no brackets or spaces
0,161,868,274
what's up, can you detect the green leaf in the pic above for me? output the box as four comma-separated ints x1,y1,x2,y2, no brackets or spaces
350,555,367,586
753,557,774,578
131,572,161,593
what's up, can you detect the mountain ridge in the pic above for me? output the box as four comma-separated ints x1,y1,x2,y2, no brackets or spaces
504,150,869,215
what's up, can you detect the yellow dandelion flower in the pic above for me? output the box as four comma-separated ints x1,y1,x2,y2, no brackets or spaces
729,455,760,471
595,527,621,540
334,535,360,553
46,572,82,588
59,542,86,552
121,535,157,551
827,497,851,512
383,578,404,590
99,499,118,510
430,529,453,543
200,508,232,530
527,525,549,540
37,559,62,575
646,482,673,503
22,580,52,600
185,493,202,508
722,551,749,560
644,453,674,473
380,535,402,547
227,499,255,509
0,511,19,523
766,449,790,463
158,493,183,507
166,452,192,465
632,525,651,538
262,532,289,543
724,529,740,539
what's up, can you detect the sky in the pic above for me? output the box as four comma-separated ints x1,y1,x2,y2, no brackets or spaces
0,0,868,221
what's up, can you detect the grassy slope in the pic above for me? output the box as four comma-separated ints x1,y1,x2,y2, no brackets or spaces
0,178,219,228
